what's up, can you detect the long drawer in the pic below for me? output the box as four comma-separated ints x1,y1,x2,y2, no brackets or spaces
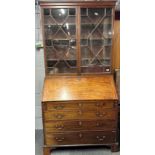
45,131,116,145
45,120,117,132
44,101,115,111
44,109,117,121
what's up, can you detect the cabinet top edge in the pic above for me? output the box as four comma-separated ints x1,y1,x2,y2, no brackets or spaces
39,0,117,6
39,0,117,2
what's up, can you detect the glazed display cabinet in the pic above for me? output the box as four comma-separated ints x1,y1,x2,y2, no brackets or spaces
41,1,115,75
39,1,119,155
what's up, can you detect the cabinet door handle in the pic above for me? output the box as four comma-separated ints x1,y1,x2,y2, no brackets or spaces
96,136,106,141
53,105,64,110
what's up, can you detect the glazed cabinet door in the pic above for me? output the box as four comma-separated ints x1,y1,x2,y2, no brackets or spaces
43,7,78,74
42,6,114,75
80,7,113,73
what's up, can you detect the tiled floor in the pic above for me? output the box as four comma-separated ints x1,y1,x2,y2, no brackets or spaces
35,130,120,155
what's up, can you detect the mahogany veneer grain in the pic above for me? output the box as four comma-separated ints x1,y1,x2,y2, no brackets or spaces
42,75,119,154
42,75,118,102
40,1,119,154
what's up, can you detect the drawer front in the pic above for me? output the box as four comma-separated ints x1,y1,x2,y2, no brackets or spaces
45,101,114,111
45,120,117,132
45,131,116,145
44,109,117,121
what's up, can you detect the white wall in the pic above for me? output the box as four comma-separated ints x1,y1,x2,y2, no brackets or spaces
35,4,45,129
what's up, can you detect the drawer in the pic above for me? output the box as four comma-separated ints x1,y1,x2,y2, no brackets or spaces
45,131,116,145
44,109,117,121
45,120,117,132
45,101,115,111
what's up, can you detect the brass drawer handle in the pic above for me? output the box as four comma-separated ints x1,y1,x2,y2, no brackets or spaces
55,137,64,142
96,136,106,141
96,122,105,127
95,103,106,107
78,110,83,115
96,122,99,126
96,112,107,117
53,105,64,110
95,103,100,107
113,102,118,108
54,114,64,119
78,121,82,126
79,133,83,138
55,124,64,130
78,103,83,107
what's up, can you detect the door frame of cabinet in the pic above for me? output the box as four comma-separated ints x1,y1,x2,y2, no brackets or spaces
40,2,116,76
41,6,79,75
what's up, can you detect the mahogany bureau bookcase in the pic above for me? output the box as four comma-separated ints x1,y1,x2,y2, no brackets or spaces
39,0,118,155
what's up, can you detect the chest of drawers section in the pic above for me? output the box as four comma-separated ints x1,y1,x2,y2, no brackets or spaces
42,100,118,146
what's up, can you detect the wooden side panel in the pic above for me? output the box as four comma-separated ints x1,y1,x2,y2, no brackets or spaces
112,20,120,70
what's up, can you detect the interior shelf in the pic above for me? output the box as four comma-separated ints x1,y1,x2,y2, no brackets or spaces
44,38,111,41
47,57,110,61
44,23,112,26
47,57,76,60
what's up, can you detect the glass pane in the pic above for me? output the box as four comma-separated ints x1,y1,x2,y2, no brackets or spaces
44,9,50,15
81,8,87,16
43,8,77,74
69,8,75,15
80,8,112,73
